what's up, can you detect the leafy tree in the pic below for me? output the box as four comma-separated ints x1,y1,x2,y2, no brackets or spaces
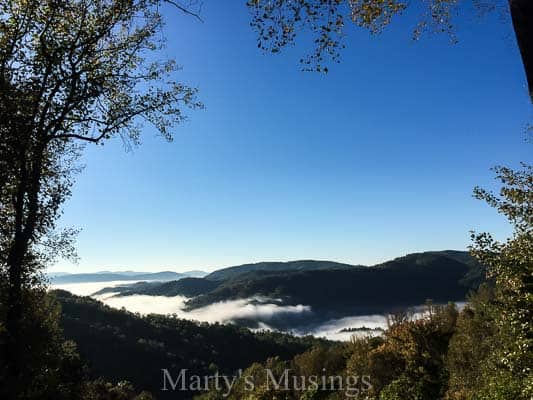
443,163,532,400
464,163,532,399
0,0,201,397
370,303,458,399
246,0,533,99
445,285,503,400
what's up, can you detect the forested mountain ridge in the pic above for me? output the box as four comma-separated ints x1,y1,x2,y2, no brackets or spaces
95,277,220,298
185,253,476,312
375,250,483,271
204,260,359,281
94,251,484,317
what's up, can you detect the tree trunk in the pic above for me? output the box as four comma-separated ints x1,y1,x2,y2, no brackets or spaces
509,0,533,100
3,147,29,399
5,246,24,399
3,138,45,399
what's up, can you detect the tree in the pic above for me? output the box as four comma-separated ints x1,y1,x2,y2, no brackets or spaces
445,284,502,400
0,286,86,399
467,163,532,399
246,0,533,100
445,163,533,400
0,0,202,397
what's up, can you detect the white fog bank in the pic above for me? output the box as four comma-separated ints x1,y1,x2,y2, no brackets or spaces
102,294,311,324
293,314,388,342
51,281,466,341
51,280,313,326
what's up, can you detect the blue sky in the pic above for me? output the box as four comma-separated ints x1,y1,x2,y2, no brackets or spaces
51,2,531,273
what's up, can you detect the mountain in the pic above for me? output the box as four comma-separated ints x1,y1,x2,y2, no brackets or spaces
378,250,481,269
49,270,207,284
182,270,209,278
185,253,474,312
377,250,486,289
54,290,323,399
204,260,359,281
47,272,72,278
94,251,483,318
94,261,364,298
94,277,220,298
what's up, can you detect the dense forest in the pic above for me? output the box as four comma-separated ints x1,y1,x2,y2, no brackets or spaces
195,292,497,400
54,290,323,399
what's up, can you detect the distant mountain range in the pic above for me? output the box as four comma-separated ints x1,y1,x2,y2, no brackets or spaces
48,270,207,284
93,250,485,319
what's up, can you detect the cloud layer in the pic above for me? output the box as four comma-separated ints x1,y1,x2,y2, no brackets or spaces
53,281,313,326
52,281,465,341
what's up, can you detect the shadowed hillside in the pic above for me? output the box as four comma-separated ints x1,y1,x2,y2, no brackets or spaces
54,290,324,399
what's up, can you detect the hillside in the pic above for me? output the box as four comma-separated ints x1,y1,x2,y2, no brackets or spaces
94,277,220,297
376,250,482,270
94,251,483,319
185,253,474,312
54,290,323,399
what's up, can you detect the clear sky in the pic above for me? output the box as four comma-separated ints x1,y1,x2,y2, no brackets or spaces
50,2,532,273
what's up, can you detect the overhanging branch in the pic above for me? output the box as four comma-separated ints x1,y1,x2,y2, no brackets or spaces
164,0,204,23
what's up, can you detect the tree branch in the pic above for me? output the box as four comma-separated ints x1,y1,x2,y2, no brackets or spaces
164,0,204,23
51,132,106,143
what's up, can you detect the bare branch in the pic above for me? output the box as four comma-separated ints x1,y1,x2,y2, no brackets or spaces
49,133,104,143
164,0,204,23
